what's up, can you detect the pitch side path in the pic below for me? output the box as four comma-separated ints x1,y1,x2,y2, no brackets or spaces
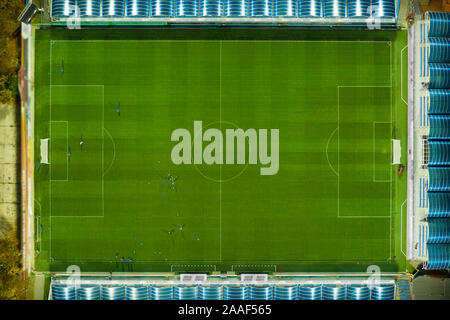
33,29,410,273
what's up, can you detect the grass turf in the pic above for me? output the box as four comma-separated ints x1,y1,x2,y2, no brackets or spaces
34,29,409,273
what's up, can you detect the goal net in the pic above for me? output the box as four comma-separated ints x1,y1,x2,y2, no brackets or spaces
40,138,49,164
392,139,401,164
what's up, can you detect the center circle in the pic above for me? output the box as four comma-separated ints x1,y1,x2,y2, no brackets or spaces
193,120,249,183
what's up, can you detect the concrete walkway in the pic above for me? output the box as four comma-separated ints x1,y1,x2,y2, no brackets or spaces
0,103,20,238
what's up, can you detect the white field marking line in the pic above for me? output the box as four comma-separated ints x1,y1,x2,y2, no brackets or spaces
337,86,392,219
52,40,391,43
49,84,105,220
170,265,217,272
401,45,408,105
373,121,393,183
390,44,393,259
219,40,222,263
49,40,53,259
326,127,339,177
400,199,407,256
102,85,104,218
102,127,116,177
388,42,393,260
49,120,68,182
52,258,392,263
34,199,42,251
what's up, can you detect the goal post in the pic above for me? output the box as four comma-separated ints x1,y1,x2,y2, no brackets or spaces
40,138,49,164
392,139,401,164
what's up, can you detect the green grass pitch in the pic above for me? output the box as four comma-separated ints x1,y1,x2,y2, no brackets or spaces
34,29,409,273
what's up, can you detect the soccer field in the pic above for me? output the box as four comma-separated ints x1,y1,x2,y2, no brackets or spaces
34,29,409,273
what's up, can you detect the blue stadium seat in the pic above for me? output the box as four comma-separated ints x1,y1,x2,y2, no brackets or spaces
102,0,125,17
225,0,249,16
151,0,174,16
322,285,346,300
78,0,101,17
428,219,450,243
429,90,450,114
224,285,249,300
126,286,150,300
323,0,345,18
51,285,76,300
274,0,298,16
428,11,450,38
77,286,101,300
250,0,273,16
250,285,273,300
346,285,370,300
371,285,395,300
429,115,450,140
150,285,174,300
52,0,76,17
176,0,199,16
428,192,450,218
101,286,125,300
174,285,199,300
126,0,150,17
298,285,322,300
199,0,224,16
426,244,450,269
371,0,395,19
347,0,370,18
274,285,298,300
299,0,322,18
199,285,224,299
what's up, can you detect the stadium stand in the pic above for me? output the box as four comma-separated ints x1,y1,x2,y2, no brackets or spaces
51,0,76,17
372,0,395,18
77,286,101,300
174,285,199,300
126,0,150,16
298,0,322,18
273,285,298,300
225,0,248,16
101,286,126,300
78,0,101,16
423,11,450,270
396,279,412,300
151,0,174,15
101,0,125,17
49,0,398,21
370,285,395,300
298,285,322,300
199,285,224,300
223,285,249,300
51,285,76,300
347,0,370,18
175,0,199,16
50,279,406,300
428,192,450,218
323,0,345,18
429,141,450,166
249,285,273,300
346,285,371,300
150,286,174,300
200,0,223,16
250,0,272,16
125,286,150,300
321,285,346,300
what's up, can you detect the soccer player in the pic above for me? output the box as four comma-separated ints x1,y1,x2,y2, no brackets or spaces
80,136,84,151
61,59,65,74
116,102,120,117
